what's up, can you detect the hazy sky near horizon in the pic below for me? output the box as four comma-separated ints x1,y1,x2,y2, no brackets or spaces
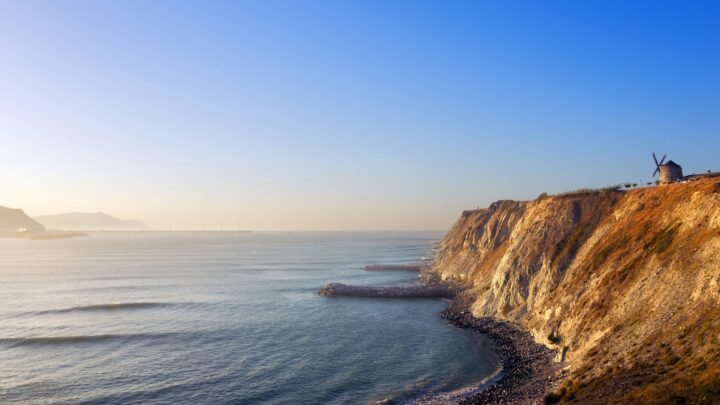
1,1,719,230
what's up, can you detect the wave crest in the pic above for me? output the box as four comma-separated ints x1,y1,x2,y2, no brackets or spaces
0,332,176,348
36,302,178,315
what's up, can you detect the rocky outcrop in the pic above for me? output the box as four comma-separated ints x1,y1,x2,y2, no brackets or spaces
432,178,720,403
364,264,425,272
319,282,457,299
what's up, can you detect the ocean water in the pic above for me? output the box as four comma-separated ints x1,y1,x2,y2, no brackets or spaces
0,232,499,404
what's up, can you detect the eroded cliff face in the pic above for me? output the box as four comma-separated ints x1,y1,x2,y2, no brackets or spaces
434,178,720,403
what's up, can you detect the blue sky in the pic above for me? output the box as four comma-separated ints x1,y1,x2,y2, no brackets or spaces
1,0,718,230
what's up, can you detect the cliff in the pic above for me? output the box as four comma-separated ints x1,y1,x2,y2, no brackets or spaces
433,178,720,403
0,206,46,233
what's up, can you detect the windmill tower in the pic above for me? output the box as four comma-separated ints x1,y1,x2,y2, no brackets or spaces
653,153,684,184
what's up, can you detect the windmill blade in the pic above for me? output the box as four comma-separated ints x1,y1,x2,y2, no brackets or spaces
653,152,659,166
653,167,660,177
659,154,666,166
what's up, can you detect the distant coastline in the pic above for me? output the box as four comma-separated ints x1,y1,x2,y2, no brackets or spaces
62,230,253,233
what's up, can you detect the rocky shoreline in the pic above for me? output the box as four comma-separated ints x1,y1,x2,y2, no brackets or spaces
435,292,562,405
320,264,561,404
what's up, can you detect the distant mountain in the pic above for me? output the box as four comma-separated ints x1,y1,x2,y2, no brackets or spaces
0,206,46,233
35,212,146,231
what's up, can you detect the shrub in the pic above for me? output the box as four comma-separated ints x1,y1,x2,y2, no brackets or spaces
648,225,678,254
663,353,680,365
592,237,629,268
544,390,565,404
555,184,622,197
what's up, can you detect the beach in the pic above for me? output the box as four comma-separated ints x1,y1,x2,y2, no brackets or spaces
439,292,561,404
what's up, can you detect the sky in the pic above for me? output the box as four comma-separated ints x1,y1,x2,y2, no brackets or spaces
0,0,718,231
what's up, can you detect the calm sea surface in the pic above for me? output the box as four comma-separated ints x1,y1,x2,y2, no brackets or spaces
0,232,498,404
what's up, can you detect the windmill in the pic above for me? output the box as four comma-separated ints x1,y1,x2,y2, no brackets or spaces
652,153,684,184
652,153,666,178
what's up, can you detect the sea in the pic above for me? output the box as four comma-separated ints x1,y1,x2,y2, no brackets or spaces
0,232,499,404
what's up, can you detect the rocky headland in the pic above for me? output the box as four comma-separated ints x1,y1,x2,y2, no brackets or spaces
322,179,720,403
0,206,46,233
430,177,720,403
0,206,85,240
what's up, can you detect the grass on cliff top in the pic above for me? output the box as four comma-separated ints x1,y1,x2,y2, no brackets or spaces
552,186,624,199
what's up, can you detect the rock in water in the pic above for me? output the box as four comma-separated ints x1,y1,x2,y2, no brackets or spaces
319,283,455,299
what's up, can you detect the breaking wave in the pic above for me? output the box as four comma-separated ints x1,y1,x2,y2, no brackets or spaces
0,332,178,348
35,302,181,315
